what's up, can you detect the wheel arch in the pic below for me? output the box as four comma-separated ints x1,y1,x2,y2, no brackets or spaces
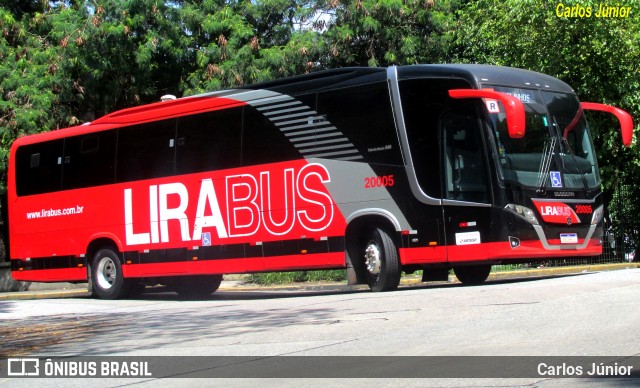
86,233,123,259
344,210,402,285
346,209,402,234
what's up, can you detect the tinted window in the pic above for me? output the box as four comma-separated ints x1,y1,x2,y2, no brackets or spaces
399,78,474,198
441,107,488,203
242,106,301,166
316,82,401,164
15,140,64,196
63,131,117,190
176,107,242,174
116,119,177,183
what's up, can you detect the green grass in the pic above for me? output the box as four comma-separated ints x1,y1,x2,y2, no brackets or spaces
246,270,347,285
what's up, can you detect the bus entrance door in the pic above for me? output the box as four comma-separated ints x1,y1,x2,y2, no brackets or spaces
440,108,492,263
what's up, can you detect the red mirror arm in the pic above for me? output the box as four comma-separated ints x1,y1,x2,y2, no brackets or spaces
581,102,634,147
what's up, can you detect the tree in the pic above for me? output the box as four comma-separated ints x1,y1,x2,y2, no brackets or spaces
180,0,326,94
321,0,463,67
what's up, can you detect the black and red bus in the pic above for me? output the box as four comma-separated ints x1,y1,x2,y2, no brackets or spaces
8,65,633,298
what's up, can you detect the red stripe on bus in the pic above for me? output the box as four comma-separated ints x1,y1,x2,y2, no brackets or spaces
11,268,87,282
400,239,602,264
121,252,346,278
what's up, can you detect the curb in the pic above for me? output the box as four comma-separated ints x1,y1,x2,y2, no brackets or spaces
0,263,637,301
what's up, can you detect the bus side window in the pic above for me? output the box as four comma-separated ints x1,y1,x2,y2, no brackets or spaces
242,105,302,167
176,107,242,174
116,119,177,183
15,140,64,196
63,131,117,190
400,77,474,199
316,82,401,164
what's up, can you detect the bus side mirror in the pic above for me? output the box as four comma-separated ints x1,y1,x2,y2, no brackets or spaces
581,102,634,147
449,89,526,139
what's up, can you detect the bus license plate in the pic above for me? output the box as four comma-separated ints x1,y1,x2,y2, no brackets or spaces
560,233,578,244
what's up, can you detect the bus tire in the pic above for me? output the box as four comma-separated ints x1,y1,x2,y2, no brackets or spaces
363,228,400,292
453,265,491,286
91,248,129,300
173,275,223,299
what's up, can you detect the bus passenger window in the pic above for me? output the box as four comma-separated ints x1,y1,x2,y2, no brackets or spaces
15,140,64,196
176,107,242,174
63,131,117,190
242,106,301,167
116,119,177,183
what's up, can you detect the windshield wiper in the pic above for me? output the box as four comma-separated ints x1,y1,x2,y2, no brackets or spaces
536,136,556,194
554,114,590,195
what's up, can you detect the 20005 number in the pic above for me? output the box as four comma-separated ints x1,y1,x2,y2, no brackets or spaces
364,175,395,188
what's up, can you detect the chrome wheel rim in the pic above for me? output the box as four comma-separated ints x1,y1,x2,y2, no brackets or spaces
364,242,381,275
96,256,117,290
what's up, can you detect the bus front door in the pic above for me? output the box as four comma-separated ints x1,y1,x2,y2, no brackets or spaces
440,108,493,263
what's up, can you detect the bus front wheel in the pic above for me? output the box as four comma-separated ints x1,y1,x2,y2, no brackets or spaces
363,228,401,292
453,265,492,285
91,248,129,299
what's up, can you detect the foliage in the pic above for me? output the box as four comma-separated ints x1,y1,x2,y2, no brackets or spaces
321,0,463,67
247,270,347,285
180,0,325,94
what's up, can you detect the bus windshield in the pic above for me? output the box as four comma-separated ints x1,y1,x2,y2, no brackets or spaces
488,86,600,190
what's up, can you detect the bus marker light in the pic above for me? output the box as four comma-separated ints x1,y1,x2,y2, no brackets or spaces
509,237,520,248
301,250,308,254
428,241,437,246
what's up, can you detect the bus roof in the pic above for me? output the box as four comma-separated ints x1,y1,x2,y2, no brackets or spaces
12,64,575,147
396,64,575,93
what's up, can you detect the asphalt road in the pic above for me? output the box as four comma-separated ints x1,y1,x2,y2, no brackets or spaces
1,268,639,387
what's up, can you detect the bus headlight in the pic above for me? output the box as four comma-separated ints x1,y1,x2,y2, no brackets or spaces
591,205,604,225
505,204,539,225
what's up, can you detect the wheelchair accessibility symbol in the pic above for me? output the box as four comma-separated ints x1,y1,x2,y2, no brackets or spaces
202,232,212,247
550,171,562,188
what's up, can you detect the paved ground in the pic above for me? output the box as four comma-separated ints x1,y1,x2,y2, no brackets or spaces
0,262,636,300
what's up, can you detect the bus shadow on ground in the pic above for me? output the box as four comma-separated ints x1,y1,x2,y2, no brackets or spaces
128,271,590,302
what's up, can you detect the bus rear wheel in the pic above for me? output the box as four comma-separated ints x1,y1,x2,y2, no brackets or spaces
453,265,491,286
363,228,400,292
173,275,223,299
91,248,129,299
